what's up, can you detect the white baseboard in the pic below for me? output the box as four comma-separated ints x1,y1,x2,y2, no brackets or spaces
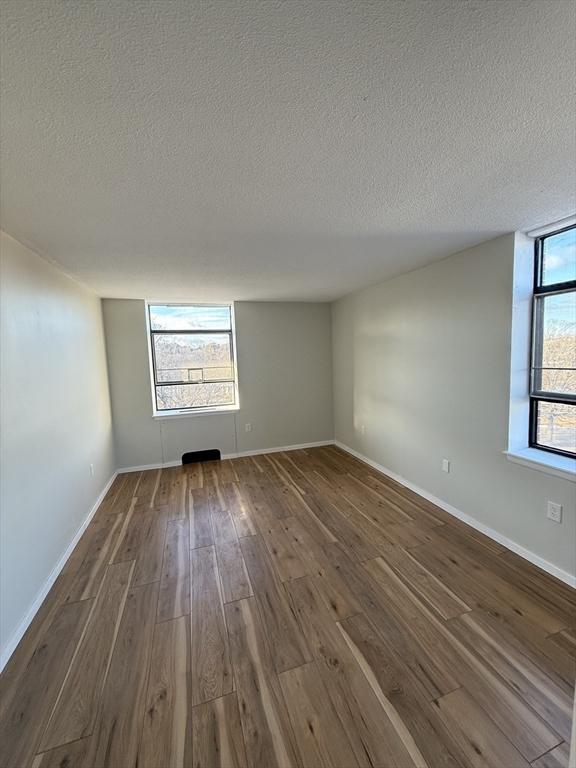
224,440,335,460
335,441,576,589
117,440,335,473
117,460,182,473
0,471,118,672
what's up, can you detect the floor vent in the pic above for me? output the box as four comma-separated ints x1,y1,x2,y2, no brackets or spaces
182,449,221,464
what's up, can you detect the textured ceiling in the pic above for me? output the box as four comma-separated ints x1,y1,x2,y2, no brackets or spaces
1,0,575,301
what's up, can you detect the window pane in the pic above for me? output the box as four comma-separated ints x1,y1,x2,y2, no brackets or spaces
156,382,235,410
541,228,576,286
535,401,576,455
153,333,233,384
149,304,231,331
535,292,576,396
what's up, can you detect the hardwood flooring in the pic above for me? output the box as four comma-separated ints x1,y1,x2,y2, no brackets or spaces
1,445,574,768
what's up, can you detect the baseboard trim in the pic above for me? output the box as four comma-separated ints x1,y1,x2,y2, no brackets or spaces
117,440,335,473
224,440,335,460
0,471,119,672
335,441,576,589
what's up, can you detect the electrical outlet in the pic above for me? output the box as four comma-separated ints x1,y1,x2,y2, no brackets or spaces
547,501,562,524
442,458,450,473
361,425,366,435
89,463,95,477
245,423,252,432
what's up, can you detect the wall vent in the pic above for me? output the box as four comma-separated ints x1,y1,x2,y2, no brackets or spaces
182,449,221,464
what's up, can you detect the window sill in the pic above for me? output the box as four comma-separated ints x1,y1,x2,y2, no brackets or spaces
152,406,239,419
504,447,576,483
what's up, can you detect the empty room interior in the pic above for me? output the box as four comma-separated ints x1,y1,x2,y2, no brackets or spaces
1,1,576,767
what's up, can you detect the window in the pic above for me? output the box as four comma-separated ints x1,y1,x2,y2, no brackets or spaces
529,225,575,457
147,303,238,414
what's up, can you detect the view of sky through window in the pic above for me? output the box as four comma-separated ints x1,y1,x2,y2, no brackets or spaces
542,227,576,286
149,304,231,331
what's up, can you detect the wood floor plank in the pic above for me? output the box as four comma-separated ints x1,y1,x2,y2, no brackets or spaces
285,576,420,768
333,551,459,699
136,468,161,506
182,461,203,491
113,470,142,513
192,693,248,768
326,471,413,527
298,492,379,562
433,688,530,768
239,535,311,672
450,612,574,742
82,581,159,768
499,550,576,613
279,662,360,768
190,488,214,548
138,616,192,768
210,479,253,603
466,609,576,689
376,546,472,620
365,556,564,761
64,514,124,603
282,516,361,620
225,598,302,768
409,537,570,636
531,742,571,768
217,539,254,603
31,738,90,768
112,498,167,585
0,569,77,723
343,459,452,526
547,629,576,659
258,520,309,581
132,511,168,585
157,518,191,622
190,546,233,705
156,466,188,518
0,600,93,768
338,611,469,768
40,560,134,751
211,506,239,547
222,483,258,538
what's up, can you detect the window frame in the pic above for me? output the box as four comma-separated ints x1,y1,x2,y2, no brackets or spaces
145,301,240,417
528,224,575,458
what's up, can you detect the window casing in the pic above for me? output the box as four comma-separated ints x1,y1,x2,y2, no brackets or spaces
529,225,575,458
147,303,238,415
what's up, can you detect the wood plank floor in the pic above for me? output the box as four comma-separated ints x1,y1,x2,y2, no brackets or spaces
1,445,574,768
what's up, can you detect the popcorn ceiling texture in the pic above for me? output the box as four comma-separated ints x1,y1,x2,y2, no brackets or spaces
1,0,575,301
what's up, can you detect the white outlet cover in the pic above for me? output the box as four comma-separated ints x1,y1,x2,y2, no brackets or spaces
547,501,562,523
442,459,450,473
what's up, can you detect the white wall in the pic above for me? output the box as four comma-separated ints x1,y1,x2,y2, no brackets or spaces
102,299,333,468
332,234,576,579
0,232,115,658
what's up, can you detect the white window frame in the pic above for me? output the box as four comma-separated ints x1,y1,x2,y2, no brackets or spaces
505,220,576,482
145,301,240,418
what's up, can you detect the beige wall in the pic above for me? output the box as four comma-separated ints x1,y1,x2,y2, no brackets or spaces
0,233,115,658
332,234,576,578
102,299,333,468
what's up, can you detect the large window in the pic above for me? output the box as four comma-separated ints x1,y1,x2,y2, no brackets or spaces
530,225,575,457
147,303,238,414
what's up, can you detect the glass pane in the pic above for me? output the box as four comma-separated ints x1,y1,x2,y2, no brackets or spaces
541,228,576,286
149,304,231,331
535,292,576,396
535,401,576,455
153,333,234,384
156,382,235,410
